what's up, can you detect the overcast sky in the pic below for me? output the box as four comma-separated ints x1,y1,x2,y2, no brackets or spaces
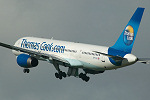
0,0,150,100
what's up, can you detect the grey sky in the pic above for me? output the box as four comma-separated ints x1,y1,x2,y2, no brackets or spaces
0,0,150,100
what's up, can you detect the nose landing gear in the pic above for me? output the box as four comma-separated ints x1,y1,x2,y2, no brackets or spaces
23,68,30,73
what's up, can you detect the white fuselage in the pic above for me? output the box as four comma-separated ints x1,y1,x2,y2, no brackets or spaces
12,37,137,71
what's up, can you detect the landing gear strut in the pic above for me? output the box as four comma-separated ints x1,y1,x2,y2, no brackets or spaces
79,73,90,82
53,60,66,80
23,69,30,73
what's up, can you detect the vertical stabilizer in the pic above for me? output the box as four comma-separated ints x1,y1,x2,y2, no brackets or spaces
111,7,145,53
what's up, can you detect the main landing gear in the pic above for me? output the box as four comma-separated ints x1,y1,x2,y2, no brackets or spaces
67,67,90,82
55,71,66,79
53,60,90,82
53,60,67,80
79,73,90,82
23,68,30,73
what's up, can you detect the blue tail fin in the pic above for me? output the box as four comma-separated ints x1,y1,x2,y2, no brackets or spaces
111,7,145,53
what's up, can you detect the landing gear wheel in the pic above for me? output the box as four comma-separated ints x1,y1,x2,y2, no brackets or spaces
23,69,26,73
61,72,67,78
58,74,62,80
81,74,86,80
23,69,30,73
79,73,84,78
26,69,30,73
84,76,90,82
55,73,59,78
79,73,90,82
55,72,65,80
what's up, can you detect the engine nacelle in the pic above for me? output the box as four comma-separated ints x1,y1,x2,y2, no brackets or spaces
17,54,38,68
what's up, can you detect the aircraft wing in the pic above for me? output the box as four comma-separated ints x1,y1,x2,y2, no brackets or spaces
137,58,150,64
0,42,70,64
93,51,125,61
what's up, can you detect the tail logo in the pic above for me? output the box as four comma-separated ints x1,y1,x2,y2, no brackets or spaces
124,25,134,46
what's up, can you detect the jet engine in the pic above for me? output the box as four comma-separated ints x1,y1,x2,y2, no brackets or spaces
17,54,38,68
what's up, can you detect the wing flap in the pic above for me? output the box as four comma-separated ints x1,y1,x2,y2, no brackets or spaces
50,54,70,64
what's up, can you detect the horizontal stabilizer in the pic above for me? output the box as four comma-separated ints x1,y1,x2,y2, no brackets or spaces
138,58,150,64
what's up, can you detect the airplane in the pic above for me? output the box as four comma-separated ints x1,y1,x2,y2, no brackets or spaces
0,7,149,82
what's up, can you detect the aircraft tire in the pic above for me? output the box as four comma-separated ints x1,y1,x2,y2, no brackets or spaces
23,69,26,73
58,75,62,80
62,72,66,78
84,76,90,82
55,73,59,78
79,73,84,78
23,69,30,73
26,69,30,73
80,74,90,82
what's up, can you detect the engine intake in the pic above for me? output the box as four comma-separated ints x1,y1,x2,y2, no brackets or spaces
17,54,38,68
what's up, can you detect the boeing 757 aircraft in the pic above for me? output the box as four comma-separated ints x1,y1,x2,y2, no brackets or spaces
0,7,149,82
